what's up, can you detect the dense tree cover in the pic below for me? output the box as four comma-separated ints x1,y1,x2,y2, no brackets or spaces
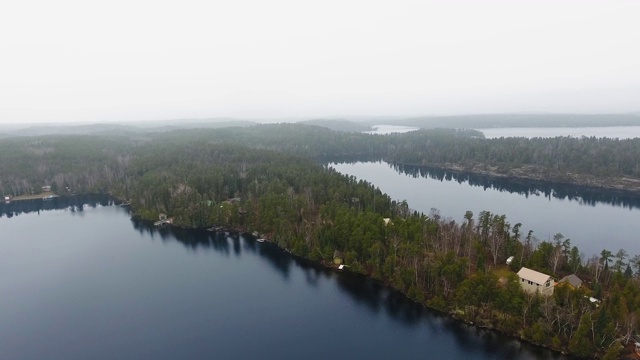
0,135,133,196
380,131,640,191
1,125,640,358
298,119,372,132
138,124,640,191
8,124,640,194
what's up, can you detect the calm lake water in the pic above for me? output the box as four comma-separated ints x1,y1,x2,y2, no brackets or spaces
478,126,640,139
331,162,640,258
0,196,568,360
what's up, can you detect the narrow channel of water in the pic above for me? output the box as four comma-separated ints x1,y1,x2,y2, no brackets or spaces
330,161,640,258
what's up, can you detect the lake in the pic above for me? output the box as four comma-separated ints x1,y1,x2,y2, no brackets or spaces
330,161,640,258
0,196,568,360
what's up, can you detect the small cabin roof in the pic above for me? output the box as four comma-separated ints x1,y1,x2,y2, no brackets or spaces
517,267,552,285
559,274,583,288
333,250,344,259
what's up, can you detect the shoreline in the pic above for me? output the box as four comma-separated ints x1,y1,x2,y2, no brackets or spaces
7,192,61,201
398,161,640,196
131,212,576,359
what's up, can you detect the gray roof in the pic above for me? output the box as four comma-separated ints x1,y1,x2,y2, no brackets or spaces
559,274,583,288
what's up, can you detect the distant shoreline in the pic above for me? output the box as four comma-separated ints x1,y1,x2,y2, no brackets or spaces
7,192,59,201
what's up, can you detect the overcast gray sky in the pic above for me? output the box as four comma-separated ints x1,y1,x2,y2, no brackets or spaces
1,0,639,124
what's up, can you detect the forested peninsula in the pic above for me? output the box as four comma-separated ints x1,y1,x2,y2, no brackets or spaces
1,124,639,359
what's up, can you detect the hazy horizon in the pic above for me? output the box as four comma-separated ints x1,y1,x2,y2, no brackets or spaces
2,0,639,125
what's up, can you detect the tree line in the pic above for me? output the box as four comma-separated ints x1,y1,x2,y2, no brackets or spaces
1,125,639,358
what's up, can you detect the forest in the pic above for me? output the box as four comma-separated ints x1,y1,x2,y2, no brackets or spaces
1,123,639,358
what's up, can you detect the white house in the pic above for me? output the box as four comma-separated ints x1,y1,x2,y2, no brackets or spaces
517,267,555,296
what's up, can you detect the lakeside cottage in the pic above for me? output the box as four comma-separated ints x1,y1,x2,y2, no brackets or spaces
154,213,173,226
333,250,344,266
42,185,52,193
517,267,555,296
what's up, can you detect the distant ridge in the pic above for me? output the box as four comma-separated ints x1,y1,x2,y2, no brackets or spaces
2,119,257,137
298,119,372,132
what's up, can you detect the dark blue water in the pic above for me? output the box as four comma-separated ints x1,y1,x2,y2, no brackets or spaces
0,197,568,360
331,161,640,258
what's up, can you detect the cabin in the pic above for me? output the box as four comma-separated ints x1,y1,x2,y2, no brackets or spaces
517,267,555,296
154,214,173,227
42,185,52,193
333,250,345,266
558,274,583,289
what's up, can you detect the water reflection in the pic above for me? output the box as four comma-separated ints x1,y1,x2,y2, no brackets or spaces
128,218,568,359
392,162,640,210
2,197,570,359
0,194,114,218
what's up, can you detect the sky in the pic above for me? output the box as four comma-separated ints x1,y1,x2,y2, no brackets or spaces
1,0,639,124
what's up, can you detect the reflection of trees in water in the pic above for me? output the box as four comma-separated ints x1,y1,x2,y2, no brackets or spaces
0,194,114,218
335,272,384,314
3,197,569,359
134,221,297,281
334,272,425,326
293,258,328,288
442,320,568,360
394,163,640,210
257,242,293,280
